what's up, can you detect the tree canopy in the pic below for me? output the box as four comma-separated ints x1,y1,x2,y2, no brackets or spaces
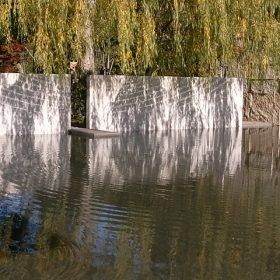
0,0,280,77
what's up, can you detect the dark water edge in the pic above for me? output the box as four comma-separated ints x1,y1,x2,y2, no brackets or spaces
0,128,279,279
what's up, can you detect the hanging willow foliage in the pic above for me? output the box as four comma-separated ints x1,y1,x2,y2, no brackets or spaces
20,0,93,73
0,0,279,77
0,0,12,43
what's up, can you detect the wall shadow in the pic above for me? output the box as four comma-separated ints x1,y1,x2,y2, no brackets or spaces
0,74,71,135
88,75,243,132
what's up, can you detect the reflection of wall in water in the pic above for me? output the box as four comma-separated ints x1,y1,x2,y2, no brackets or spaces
243,128,280,171
87,129,242,187
241,127,280,204
87,137,124,188
0,135,71,250
0,135,71,195
84,129,243,276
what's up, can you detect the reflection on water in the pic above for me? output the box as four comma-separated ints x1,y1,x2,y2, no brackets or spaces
0,128,280,279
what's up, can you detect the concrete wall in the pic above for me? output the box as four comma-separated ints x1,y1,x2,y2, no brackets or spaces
87,75,243,132
243,79,280,124
0,74,71,135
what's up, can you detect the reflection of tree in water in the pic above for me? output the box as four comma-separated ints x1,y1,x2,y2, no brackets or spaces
7,213,33,253
83,129,243,278
0,135,95,278
0,138,101,279
1,130,280,279
84,128,280,279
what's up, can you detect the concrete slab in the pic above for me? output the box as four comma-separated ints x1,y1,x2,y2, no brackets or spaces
70,123,272,138
69,127,120,138
242,121,272,129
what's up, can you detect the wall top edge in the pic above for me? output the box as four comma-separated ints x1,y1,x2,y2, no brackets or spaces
0,73,71,78
89,74,243,81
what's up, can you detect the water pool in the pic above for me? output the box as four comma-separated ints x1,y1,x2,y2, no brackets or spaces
0,128,279,279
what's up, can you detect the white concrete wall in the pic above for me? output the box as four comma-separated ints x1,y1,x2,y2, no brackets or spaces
87,75,243,132
0,74,71,135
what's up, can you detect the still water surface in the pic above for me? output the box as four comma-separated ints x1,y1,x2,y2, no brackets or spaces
0,128,279,279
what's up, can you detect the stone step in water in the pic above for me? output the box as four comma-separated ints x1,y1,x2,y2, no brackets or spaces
69,127,120,138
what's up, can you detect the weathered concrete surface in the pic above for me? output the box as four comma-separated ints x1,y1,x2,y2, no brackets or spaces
0,74,71,135
69,127,120,138
87,75,243,132
243,79,280,124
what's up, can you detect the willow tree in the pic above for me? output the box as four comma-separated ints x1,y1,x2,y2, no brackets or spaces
93,0,280,78
92,0,158,75
1,0,280,77
0,0,12,43
0,0,94,73
112,0,280,78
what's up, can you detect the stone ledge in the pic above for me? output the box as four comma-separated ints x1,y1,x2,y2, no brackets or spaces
69,127,120,139
242,121,272,129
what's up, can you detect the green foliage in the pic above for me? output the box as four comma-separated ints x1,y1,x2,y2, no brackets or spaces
71,73,87,126
0,0,12,43
0,0,280,77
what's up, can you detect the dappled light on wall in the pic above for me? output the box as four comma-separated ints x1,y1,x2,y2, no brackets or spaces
87,76,243,132
0,74,71,135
